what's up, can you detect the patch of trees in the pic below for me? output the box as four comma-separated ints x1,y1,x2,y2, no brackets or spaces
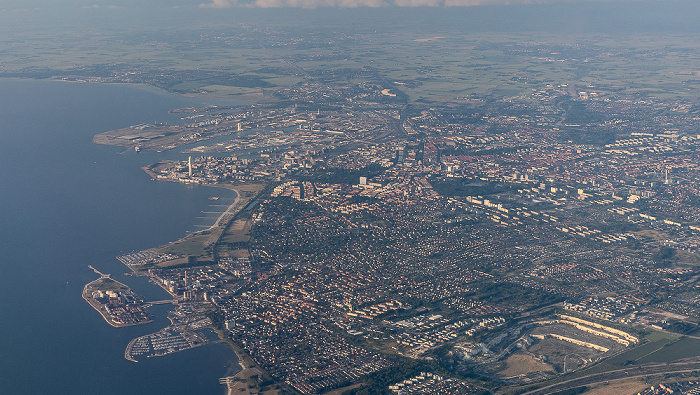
343,358,441,395
430,177,511,197
471,282,564,310
302,163,384,185
653,246,676,267
592,220,640,234
560,126,617,146
562,100,604,125
667,321,699,336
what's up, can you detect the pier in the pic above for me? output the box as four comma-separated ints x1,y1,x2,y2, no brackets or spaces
88,265,109,278
143,299,178,307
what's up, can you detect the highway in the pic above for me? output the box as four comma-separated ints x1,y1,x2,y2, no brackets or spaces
520,360,700,395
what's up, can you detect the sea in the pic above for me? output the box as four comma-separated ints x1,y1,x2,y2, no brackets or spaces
0,78,240,394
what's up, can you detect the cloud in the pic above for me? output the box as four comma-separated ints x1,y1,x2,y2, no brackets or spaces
251,0,386,7
443,0,547,5
81,4,122,8
200,0,388,7
393,0,441,7
198,0,601,8
199,0,236,8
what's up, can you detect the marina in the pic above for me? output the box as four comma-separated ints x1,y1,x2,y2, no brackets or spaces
125,328,209,362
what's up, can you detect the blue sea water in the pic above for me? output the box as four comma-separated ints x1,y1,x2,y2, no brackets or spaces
0,79,239,394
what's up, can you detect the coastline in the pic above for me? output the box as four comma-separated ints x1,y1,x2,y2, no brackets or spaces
217,330,281,395
0,76,248,395
131,166,274,391
1,77,253,105
138,164,266,266
141,164,242,235
123,171,261,369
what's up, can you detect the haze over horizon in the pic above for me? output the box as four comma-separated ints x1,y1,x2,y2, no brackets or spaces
0,0,698,35
0,0,692,10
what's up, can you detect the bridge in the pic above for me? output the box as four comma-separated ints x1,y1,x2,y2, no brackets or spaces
143,299,178,307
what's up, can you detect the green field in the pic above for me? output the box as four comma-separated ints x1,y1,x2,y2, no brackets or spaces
636,338,700,364
4,21,700,102
595,331,700,368
156,233,213,258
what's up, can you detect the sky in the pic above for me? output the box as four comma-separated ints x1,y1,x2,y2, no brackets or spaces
1,0,698,35
0,0,684,9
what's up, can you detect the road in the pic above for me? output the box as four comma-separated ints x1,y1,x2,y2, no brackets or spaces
520,360,700,395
